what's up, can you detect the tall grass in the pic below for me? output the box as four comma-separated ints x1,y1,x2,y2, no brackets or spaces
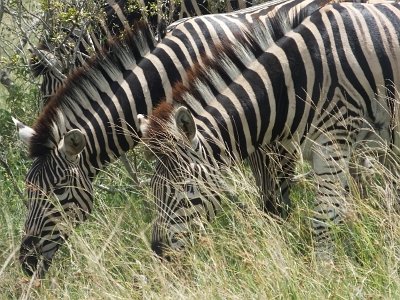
1,139,400,299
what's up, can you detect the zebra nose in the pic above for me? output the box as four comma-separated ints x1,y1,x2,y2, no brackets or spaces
19,235,41,276
151,240,165,257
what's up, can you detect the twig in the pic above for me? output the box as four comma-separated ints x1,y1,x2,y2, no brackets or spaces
0,246,19,278
95,183,120,194
0,156,24,198
0,0,4,25
120,151,141,187
0,69,15,92
94,183,142,194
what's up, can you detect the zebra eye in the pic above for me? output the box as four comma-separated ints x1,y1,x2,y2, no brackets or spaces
54,187,66,195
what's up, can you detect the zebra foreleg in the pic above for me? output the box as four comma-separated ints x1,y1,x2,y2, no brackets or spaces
249,146,295,218
311,136,351,261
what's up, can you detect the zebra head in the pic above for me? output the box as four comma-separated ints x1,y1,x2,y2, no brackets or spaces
139,105,223,258
14,118,92,277
29,47,66,106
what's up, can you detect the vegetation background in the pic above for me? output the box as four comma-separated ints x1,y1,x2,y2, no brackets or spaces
1,0,400,298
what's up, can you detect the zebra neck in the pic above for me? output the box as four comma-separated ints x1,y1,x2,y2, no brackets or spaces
76,107,140,178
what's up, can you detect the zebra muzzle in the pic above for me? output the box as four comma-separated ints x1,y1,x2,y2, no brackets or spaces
19,236,50,278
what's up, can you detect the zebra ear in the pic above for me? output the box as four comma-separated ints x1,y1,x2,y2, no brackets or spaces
12,117,36,145
60,129,86,159
175,106,196,142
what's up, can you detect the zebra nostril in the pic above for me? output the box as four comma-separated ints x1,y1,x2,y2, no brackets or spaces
151,240,165,257
20,253,38,277
151,241,172,261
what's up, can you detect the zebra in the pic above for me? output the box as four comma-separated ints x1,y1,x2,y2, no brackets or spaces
14,0,331,277
138,2,400,259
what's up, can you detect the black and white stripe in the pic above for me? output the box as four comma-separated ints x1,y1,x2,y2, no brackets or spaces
141,2,400,258
29,0,271,220
17,0,331,277
30,0,266,106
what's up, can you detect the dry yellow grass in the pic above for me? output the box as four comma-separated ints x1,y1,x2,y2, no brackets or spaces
2,145,400,299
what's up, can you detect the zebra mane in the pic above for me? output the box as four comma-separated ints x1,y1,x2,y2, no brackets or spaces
145,33,265,148
29,42,63,78
146,3,317,144
29,20,156,157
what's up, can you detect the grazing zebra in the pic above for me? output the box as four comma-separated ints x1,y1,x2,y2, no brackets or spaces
15,0,331,277
139,2,400,259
